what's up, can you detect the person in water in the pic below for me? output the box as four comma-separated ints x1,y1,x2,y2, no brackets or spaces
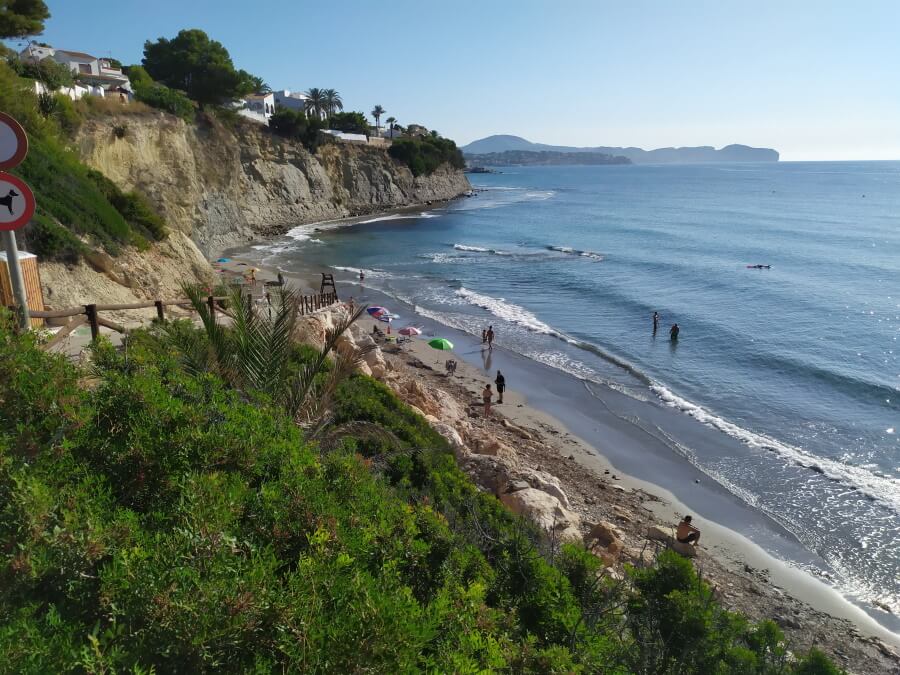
495,370,506,404
670,323,680,340
482,328,487,344
653,311,660,332
676,515,701,545
487,325,495,350
359,270,365,282
482,383,493,417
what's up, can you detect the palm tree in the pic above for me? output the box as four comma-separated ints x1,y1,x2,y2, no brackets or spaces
323,89,343,117
304,88,326,118
371,105,385,132
385,116,397,138
166,284,371,438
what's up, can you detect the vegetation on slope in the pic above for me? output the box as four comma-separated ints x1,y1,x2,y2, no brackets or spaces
389,134,466,176
0,61,168,262
0,299,842,673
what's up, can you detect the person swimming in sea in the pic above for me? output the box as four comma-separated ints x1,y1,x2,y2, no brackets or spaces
670,323,680,340
653,311,660,333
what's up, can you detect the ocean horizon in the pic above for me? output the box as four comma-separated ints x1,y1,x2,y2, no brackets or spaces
238,160,900,629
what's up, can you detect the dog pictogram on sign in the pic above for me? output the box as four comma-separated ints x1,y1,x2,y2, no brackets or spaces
0,172,35,231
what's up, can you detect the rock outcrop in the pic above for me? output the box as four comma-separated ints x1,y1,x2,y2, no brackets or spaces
76,113,471,256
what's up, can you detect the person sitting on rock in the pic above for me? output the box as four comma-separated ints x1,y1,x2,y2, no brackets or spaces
676,515,701,545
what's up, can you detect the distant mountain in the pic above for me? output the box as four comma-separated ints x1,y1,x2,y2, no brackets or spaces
465,150,630,167
462,135,779,164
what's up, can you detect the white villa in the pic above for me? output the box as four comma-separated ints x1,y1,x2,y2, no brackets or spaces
18,43,132,100
233,92,275,124
272,89,310,112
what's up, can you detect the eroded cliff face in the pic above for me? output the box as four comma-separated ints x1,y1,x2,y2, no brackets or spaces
76,113,470,256
40,112,467,316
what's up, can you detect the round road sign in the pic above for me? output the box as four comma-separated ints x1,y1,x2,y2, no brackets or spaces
0,172,36,231
0,112,28,170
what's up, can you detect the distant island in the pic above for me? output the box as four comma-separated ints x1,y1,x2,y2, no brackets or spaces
462,134,779,165
466,150,631,167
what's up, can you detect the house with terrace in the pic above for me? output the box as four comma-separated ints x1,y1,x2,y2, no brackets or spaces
18,43,132,100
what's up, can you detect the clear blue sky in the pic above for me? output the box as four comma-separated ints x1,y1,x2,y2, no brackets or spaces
10,0,900,160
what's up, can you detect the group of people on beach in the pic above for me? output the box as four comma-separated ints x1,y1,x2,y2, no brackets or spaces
653,311,679,340
480,370,505,417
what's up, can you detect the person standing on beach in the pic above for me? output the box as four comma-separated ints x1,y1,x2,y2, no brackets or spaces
670,323,680,341
359,270,365,282
482,328,487,344
482,383,493,417
487,325,495,350
495,371,506,404
653,311,660,333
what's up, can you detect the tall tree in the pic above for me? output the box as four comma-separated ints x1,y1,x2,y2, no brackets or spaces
371,104,385,131
142,29,256,106
385,116,397,138
0,0,50,38
323,88,343,116
304,87,326,118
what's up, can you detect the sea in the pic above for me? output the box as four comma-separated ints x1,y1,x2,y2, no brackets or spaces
240,162,900,627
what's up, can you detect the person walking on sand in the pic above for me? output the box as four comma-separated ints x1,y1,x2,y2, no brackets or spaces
653,311,660,333
670,323,680,341
482,383,493,417
676,515,701,545
495,370,506,404
487,325,495,350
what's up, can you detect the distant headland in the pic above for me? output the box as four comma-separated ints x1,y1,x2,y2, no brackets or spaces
462,134,780,165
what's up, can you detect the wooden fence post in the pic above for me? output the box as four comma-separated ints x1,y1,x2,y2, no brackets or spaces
207,296,216,323
155,300,165,321
85,304,99,341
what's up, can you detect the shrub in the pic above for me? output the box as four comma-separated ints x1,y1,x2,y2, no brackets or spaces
328,111,369,135
133,82,195,121
389,135,465,176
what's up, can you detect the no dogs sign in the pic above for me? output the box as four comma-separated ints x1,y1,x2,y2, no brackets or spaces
0,172,35,231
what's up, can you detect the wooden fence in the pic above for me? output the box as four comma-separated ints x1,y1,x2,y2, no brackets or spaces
15,290,340,352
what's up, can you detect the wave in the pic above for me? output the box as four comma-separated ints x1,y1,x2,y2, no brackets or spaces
331,265,394,279
651,383,900,515
358,211,440,224
454,287,559,336
547,245,604,260
453,243,514,255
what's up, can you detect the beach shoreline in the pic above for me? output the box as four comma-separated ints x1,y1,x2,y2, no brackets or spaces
216,220,900,673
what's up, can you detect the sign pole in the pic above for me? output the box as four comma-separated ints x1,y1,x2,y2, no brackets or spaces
1,228,29,330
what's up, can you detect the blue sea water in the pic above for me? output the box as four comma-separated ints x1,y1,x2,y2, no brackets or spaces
247,162,900,620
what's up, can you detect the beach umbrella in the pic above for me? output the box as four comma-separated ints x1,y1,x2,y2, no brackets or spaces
398,326,421,336
428,338,454,351
367,306,387,317
216,257,230,263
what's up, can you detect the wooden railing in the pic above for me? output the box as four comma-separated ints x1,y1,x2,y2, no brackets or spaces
18,290,340,352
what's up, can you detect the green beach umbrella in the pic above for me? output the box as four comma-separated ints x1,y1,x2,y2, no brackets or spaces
428,338,454,351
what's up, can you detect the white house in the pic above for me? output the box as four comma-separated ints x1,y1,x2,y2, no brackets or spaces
18,43,132,99
235,92,275,124
272,89,310,113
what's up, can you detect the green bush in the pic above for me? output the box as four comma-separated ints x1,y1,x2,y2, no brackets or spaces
133,82,195,121
328,111,369,135
0,320,845,673
389,135,465,176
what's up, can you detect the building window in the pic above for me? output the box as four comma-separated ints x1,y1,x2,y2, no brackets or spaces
78,63,91,74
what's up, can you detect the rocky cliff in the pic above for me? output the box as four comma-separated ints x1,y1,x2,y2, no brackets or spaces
38,113,468,317
76,114,471,256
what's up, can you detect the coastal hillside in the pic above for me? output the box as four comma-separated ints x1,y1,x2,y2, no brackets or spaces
463,134,780,163
75,113,471,258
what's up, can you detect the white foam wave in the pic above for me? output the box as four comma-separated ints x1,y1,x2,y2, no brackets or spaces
651,384,900,514
452,243,514,256
548,245,604,261
455,287,558,336
358,211,440,224
331,265,394,279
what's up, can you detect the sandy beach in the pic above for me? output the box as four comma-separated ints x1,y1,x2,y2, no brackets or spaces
209,227,900,675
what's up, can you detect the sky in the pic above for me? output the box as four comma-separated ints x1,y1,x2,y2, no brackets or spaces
8,0,900,160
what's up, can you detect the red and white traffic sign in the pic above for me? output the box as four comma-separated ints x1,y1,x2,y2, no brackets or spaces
0,172,35,231
0,112,28,170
